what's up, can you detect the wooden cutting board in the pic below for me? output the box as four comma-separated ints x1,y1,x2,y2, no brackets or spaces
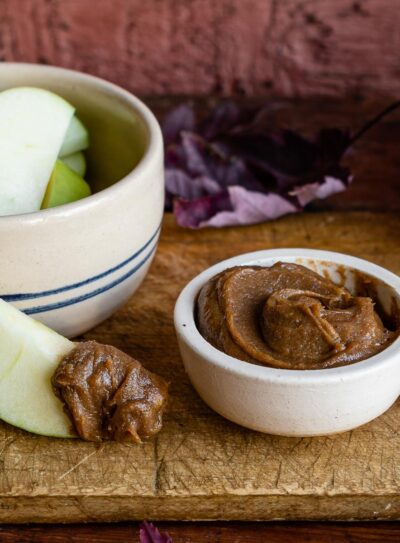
1,211,399,523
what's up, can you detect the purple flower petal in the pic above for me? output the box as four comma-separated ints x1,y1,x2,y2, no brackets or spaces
139,521,173,543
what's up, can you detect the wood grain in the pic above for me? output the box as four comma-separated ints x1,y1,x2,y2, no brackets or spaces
1,0,400,98
2,521,400,543
0,211,399,523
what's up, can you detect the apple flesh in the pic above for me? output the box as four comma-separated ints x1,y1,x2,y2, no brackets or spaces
0,299,75,437
59,115,89,157
41,160,91,209
61,151,87,177
0,87,74,216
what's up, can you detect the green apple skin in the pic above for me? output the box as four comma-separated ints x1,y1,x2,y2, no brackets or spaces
61,151,87,177
59,116,89,157
41,160,91,209
0,299,75,438
0,87,74,216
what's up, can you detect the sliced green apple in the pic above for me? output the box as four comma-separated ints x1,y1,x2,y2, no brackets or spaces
0,298,75,437
41,160,91,209
0,87,75,216
59,115,89,157
61,151,87,177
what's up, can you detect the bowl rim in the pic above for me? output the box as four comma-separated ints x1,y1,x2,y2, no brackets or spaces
0,62,163,223
174,248,400,384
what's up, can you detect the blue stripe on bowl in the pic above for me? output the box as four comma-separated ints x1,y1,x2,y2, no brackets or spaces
1,223,161,302
24,242,158,315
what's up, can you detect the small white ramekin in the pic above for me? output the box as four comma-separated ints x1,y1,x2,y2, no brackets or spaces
174,249,400,436
0,63,164,338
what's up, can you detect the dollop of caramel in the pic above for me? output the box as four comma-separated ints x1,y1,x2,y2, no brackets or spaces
197,262,397,369
52,341,168,442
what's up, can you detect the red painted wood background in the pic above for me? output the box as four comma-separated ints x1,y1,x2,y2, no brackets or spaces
1,0,399,98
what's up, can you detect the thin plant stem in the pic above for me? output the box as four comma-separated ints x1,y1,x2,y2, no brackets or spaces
350,100,400,146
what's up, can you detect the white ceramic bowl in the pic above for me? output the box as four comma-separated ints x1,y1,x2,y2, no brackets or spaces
174,249,400,436
0,63,164,338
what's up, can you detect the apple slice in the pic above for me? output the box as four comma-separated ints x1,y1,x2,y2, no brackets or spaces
41,160,91,209
0,87,75,216
61,151,87,177
59,115,89,157
0,298,75,437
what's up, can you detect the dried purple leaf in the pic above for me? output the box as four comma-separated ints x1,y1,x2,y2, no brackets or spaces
225,127,352,192
162,104,196,145
290,176,350,207
174,190,232,229
199,100,243,139
174,186,298,229
165,169,221,200
139,521,173,543
174,132,264,192
163,100,398,228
